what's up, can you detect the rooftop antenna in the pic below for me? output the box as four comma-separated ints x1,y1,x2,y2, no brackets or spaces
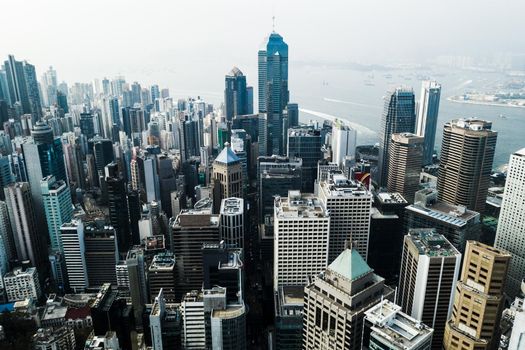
272,15,276,32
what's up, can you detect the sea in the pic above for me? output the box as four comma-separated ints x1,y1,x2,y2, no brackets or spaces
291,64,524,171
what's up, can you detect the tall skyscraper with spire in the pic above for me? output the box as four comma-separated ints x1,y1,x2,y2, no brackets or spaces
377,87,416,187
258,29,289,155
416,80,441,165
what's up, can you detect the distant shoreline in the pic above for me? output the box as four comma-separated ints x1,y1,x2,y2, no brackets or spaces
447,97,525,109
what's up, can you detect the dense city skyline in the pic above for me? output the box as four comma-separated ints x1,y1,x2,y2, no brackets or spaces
1,2,525,350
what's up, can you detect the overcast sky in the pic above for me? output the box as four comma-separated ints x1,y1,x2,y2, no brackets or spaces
1,0,524,89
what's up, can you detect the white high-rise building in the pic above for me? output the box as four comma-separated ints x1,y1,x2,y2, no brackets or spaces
397,229,461,349
3,266,41,302
495,148,525,298
219,197,244,249
416,81,441,166
508,298,525,350
181,290,207,349
331,119,357,167
273,191,330,291
317,173,372,262
61,220,88,292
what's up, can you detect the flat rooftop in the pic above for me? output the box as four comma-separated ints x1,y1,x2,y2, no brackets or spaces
275,191,327,219
366,300,433,349
220,198,243,214
150,252,175,270
376,192,408,204
407,201,479,227
320,174,371,198
212,304,245,319
407,229,460,257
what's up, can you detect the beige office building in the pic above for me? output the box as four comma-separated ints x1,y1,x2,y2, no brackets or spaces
443,241,510,350
387,132,424,203
437,119,497,213
212,143,243,207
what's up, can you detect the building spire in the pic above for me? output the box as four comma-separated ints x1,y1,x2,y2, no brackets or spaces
272,16,276,32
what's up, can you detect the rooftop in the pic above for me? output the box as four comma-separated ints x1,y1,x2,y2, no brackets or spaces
214,144,240,165
365,300,433,349
274,191,327,219
220,197,243,215
212,304,245,319
513,148,525,157
42,304,68,321
150,252,175,270
407,200,479,227
319,174,371,198
448,118,494,132
376,192,408,204
328,248,372,281
407,229,460,257
288,128,320,138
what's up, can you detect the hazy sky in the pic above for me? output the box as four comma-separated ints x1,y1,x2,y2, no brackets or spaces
1,0,524,91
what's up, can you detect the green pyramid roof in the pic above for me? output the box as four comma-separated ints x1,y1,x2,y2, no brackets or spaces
328,249,372,281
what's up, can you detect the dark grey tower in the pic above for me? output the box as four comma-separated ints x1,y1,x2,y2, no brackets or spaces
377,87,416,187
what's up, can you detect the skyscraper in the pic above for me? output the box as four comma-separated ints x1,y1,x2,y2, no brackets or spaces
287,127,322,192
258,32,289,155
202,242,244,304
303,248,394,349
0,201,15,270
212,144,243,211
273,191,329,291
437,119,497,212
126,248,148,328
4,183,46,268
416,81,441,165
80,112,95,140
219,197,244,249
377,87,416,187
224,67,249,121
172,209,220,299
0,155,14,200
61,220,88,292
149,289,181,350
387,132,424,203
104,163,130,255
443,241,510,350
494,148,525,298
84,223,119,287
397,229,461,349
41,175,73,254
331,119,357,167
148,252,177,303
4,55,42,121
317,173,373,262
22,121,67,234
